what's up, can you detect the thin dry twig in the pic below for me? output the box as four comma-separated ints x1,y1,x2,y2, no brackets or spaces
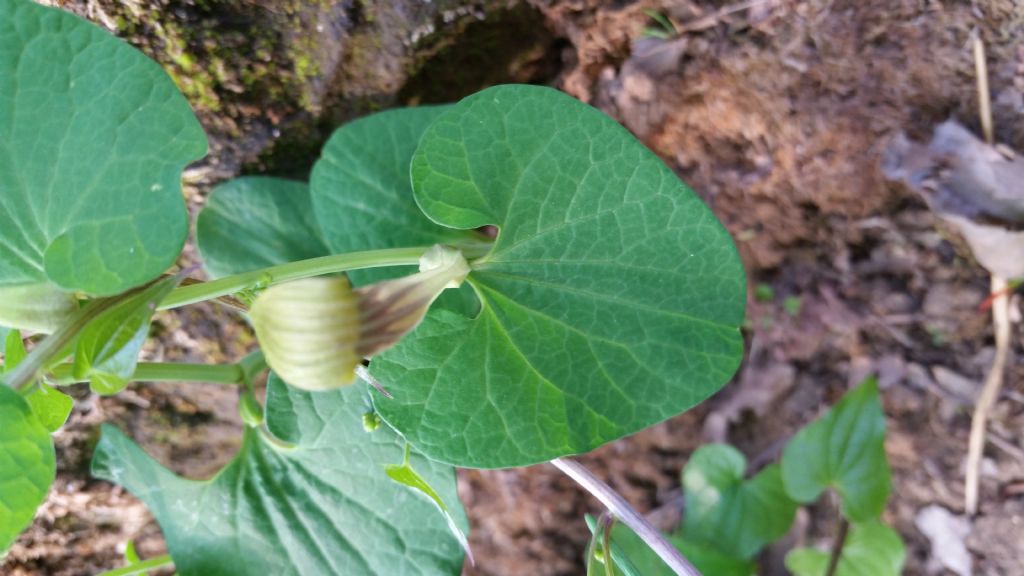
964,34,1012,517
973,33,994,145
966,277,1012,515
987,429,1024,464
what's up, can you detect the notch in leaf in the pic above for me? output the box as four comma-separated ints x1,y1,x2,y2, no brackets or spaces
73,275,182,395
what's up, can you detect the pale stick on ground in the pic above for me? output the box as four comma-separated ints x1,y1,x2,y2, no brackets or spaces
551,457,702,576
964,34,1013,516
966,276,1011,515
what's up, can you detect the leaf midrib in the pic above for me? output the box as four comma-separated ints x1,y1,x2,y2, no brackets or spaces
476,268,741,336
476,286,629,431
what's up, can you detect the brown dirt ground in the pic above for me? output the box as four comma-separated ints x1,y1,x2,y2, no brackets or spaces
5,0,1024,575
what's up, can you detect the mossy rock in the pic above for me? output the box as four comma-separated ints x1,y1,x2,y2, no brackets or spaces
56,0,566,178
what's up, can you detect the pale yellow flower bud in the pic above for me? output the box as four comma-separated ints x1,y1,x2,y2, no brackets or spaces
0,283,79,334
250,245,470,391
249,276,362,391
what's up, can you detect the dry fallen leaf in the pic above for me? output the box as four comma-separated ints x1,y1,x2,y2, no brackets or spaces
882,121,1024,278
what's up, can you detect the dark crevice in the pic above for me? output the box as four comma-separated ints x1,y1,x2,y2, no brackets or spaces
345,0,365,27
399,3,567,105
248,2,569,178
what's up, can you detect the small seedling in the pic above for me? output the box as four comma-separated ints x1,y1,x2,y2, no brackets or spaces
643,9,679,39
596,378,906,576
784,295,803,316
755,283,776,302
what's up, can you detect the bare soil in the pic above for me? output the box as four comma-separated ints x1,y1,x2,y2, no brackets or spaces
5,1,1024,575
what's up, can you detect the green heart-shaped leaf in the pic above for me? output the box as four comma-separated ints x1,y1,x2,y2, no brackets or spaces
92,374,466,576
0,0,206,296
197,178,329,278
785,521,905,576
373,85,746,467
310,106,484,287
309,106,483,317
73,275,181,395
3,329,27,373
0,384,56,552
680,444,797,559
197,120,481,316
781,378,891,522
24,382,73,433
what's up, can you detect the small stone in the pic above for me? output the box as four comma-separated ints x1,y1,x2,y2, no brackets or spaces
915,505,973,576
874,354,907,389
931,366,977,404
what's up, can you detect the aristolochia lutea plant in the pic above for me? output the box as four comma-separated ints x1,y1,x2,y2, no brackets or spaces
0,1,747,574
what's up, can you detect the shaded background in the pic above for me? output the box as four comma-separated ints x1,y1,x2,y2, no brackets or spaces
5,1,1023,574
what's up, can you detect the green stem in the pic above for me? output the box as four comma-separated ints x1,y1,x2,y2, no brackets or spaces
825,518,850,576
584,514,643,576
158,246,432,310
602,514,615,576
3,297,122,390
48,362,246,386
96,554,174,576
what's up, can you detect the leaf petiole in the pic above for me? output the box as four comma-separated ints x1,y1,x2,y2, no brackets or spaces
48,361,249,386
553,458,702,576
158,245,489,310
3,296,124,390
585,514,643,576
96,553,174,576
825,518,850,576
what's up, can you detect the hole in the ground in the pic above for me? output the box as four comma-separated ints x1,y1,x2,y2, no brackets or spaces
398,3,567,105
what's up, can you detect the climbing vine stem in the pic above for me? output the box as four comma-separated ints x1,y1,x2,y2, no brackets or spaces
47,362,248,386
95,554,174,576
551,457,702,576
159,242,492,311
